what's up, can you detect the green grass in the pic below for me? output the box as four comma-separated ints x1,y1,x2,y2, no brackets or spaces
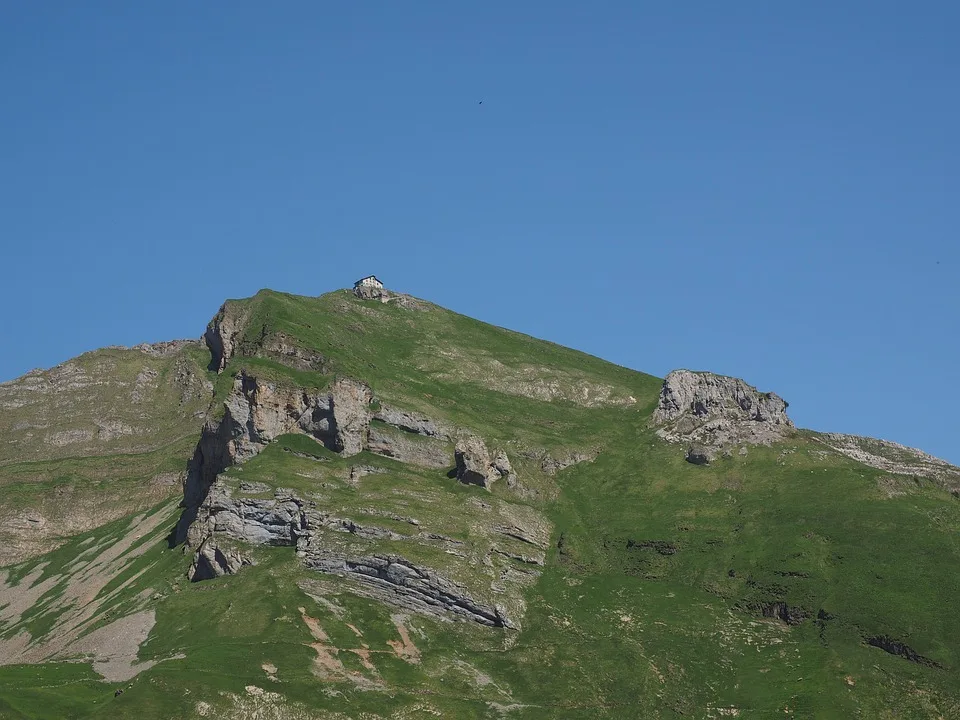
2,288,959,718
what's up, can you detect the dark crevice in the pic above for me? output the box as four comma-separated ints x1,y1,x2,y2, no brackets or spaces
866,636,943,669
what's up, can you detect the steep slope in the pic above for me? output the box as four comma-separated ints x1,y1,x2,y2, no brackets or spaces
0,341,211,565
1,287,959,719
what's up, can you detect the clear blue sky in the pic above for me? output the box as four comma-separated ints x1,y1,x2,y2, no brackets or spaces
1,3,957,463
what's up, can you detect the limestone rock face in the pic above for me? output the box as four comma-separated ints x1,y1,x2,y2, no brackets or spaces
353,285,385,301
188,537,254,581
373,406,446,438
204,302,248,373
304,552,512,627
367,425,451,468
177,373,373,545
815,433,960,490
455,437,514,489
184,477,538,628
654,370,794,452
455,436,491,487
205,302,327,374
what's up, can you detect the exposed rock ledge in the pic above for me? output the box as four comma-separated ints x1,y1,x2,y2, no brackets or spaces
816,433,960,489
173,366,527,627
175,369,515,543
654,370,794,460
353,285,430,310
185,482,516,626
303,551,511,627
176,373,373,545
205,302,327,374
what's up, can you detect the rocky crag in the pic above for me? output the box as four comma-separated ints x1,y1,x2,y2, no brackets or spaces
653,369,795,463
176,305,549,629
3,287,960,718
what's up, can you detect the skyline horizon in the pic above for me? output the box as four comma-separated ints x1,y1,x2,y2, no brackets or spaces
3,3,957,466
4,278,956,467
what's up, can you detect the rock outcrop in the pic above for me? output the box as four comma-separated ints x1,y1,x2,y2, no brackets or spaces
815,433,960,490
303,551,512,627
454,437,515,489
367,424,451,468
685,445,714,465
184,480,523,627
539,449,598,476
205,302,327,375
354,285,386,301
258,333,328,373
204,302,249,373
654,370,794,453
174,334,537,628
353,286,430,310
189,537,254,581
373,406,448,438
177,373,374,545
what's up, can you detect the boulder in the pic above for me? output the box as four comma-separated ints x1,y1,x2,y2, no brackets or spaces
455,436,492,487
454,437,513,489
685,445,714,465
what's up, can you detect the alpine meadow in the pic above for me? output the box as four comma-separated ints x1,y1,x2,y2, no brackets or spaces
1,284,959,719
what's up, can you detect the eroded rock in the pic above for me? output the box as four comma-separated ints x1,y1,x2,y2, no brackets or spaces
685,445,714,465
454,437,514,489
539,449,598,476
303,551,512,627
367,424,451,468
816,433,960,490
176,373,373,545
373,406,447,438
204,302,249,373
654,370,794,454
189,537,255,582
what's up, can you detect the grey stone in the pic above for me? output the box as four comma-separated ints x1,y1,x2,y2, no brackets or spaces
454,436,512,489
686,445,714,465
303,551,512,628
654,370,794,455
188,537,254,582
353,285,385,301
367,424,450,468
373,405,446,438
203,302,248,373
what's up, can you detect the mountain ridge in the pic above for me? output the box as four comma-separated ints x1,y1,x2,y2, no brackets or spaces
1,286,959,718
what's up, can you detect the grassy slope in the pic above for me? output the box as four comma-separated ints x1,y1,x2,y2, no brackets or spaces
0,343,211,565
1,289,959,718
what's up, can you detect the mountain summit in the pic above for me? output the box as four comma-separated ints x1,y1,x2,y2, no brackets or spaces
1,287,958,718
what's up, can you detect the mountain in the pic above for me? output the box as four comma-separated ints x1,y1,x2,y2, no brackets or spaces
1,286,959,719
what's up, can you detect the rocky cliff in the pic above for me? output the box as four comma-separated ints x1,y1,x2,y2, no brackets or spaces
175,307,547,628
5,287,960,719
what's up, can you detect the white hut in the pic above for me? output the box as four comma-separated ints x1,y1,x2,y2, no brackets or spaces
353,275,384,290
